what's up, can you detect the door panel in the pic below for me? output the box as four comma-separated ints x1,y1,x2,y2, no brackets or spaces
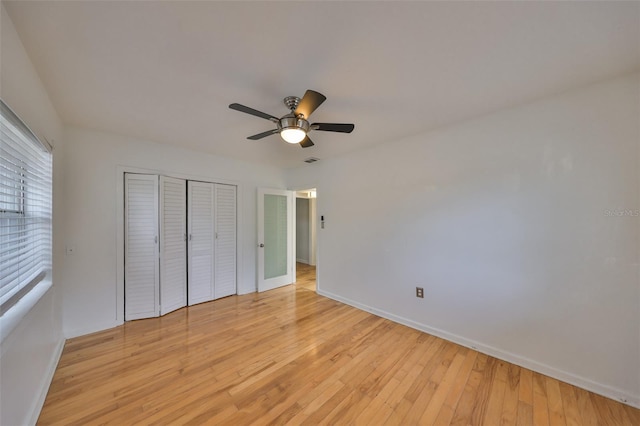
187,181,215,305
214,184,236,299
159,176,187,315
125,174,159,320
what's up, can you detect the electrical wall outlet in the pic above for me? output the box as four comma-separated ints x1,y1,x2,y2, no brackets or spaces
416,287,424,298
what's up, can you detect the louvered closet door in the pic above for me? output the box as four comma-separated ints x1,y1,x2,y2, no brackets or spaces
160,176,187,315
125,174,159,320
214,184,236,299
187,181,215,305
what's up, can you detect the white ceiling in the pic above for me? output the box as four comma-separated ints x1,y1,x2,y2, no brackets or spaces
4,1,639,169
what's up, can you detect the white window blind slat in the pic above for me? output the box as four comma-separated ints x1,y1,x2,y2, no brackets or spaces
0,99,52,310
1,261,41,298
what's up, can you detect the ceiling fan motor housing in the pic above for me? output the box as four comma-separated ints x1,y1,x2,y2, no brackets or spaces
277,114,310,133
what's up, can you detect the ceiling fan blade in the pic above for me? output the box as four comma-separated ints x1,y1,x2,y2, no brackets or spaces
299,136,314,148
229,103,279,121
247,128,279,140
311,123,355,133
294,90,326,119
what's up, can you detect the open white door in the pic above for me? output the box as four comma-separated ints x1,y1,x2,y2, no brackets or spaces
258,188,295,292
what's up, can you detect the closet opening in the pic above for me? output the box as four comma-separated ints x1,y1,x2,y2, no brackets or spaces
124,173,237,321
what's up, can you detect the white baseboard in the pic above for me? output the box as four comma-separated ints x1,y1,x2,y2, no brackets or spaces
64,320,122,339
28,337,65,425
296,258,310,264
318,289,640,409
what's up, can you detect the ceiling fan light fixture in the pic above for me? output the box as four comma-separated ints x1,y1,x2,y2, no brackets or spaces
281,128,306,144
279,115,309,144
229,90,354,148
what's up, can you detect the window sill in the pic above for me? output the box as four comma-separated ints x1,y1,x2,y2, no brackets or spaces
0,278,52,344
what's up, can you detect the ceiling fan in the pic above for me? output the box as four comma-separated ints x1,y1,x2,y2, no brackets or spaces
229,90,355,148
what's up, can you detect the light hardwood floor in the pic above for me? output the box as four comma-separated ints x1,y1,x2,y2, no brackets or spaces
296,262,316,292
39,283,638,425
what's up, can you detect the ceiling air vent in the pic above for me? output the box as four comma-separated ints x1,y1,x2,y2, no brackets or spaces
304,157,320,164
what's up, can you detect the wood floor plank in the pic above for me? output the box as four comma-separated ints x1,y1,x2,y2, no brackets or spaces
516,400,534,426
558,382,583,426
545,376,567,426
37,278,640,425
590,393,634,425
419,348,468,424
533,372,551,426
382,340,442,424
433,349,478,425
624,403,640,426
401,342,459,424
450,353,489,425
471,355,499,424
483,359,509,425
574,387,599,426
501,363,521,426
519,367,534,406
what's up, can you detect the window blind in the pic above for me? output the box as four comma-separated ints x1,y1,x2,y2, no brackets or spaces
0,99,52,312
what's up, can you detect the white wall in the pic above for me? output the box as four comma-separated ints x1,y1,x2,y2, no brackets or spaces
286,73,640,406
61,126,286,338
0,4,65,425
296,197,310,263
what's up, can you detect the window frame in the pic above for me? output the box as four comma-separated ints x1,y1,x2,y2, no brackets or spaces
0,98,53,342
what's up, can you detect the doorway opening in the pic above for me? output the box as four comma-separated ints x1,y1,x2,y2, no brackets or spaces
295,188,317,292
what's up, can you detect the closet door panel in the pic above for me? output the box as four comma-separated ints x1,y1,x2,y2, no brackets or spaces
125,174,159,320
188,181,215,305
215,184,237,299
160,176,187,315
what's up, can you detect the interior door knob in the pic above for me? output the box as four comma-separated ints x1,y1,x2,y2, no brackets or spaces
259,243,264,248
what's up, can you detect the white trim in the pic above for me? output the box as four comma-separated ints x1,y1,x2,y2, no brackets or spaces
291,194,296,284
309,197,317,266
317,288,640,409
27,338,65,426
0,98,52,152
